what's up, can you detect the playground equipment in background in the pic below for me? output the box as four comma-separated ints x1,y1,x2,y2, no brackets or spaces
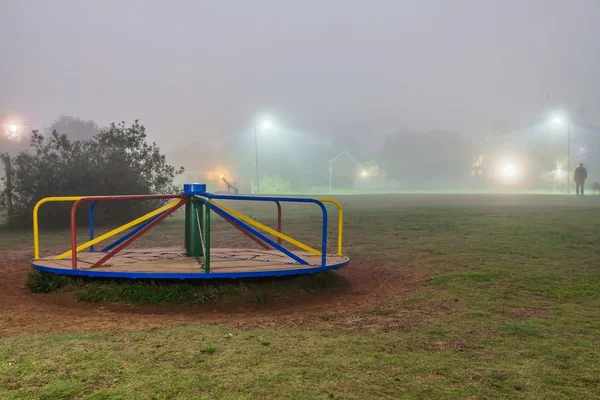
31,183,348,279
220,174,239,194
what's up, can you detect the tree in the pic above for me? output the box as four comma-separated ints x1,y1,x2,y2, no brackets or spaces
47,115,99,141
363,160,382,177
0,153,14,228
0,120,183,228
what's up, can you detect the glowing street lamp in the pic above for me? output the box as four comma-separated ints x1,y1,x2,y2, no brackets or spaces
502,164,516,178
555,167,563,176
254,118,274,193
7,124,19,140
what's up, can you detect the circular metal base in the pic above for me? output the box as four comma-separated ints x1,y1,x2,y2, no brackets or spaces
31,248,350,280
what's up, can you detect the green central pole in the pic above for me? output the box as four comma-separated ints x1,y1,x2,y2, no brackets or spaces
185,198,203,257
183,184,210,273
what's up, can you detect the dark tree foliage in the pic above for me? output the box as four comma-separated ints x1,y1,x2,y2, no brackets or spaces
1,120,183,228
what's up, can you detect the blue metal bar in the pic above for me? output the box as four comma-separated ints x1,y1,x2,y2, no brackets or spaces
89,201,97,252
206,194,328,266
32,258,350,280
100,213,164,252
210,204,310,265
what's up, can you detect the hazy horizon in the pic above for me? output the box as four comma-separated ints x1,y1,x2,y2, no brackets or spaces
2,0,600,153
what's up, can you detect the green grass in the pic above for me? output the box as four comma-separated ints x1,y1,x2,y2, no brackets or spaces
2,194,600,398
26,270,74,293
1,323,598,399
200,342,215,354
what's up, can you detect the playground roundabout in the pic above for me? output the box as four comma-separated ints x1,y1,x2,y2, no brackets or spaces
31,183,349,280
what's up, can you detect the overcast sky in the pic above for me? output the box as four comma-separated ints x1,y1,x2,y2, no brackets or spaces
1,0,599,152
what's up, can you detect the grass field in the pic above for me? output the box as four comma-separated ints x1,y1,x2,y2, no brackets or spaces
1,194,600,399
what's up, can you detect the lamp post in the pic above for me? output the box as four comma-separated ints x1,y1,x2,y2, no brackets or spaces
254,120,271,194
552,117,571,194
2,123,25,228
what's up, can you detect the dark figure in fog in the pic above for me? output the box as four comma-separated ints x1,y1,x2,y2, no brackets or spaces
574,163,588,196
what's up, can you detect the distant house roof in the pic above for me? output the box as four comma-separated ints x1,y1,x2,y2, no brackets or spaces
329,150,361,166
329,150,362,178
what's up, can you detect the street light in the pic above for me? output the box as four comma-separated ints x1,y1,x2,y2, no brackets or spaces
502,164,516,178
551,115,571,194
254,118,273,194
7,124,19,140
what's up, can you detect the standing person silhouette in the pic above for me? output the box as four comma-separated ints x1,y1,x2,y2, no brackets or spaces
574,162,588,196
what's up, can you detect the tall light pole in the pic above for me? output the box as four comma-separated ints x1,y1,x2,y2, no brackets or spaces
567,122,571,194
254,120,271,194
552,117,571,194
2,124,23,227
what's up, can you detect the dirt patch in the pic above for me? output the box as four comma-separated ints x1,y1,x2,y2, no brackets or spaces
0,253,429,337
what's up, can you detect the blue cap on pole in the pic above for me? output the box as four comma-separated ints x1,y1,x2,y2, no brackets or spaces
183,183,207,195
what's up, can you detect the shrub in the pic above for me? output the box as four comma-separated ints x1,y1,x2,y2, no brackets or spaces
0,120,183,228
259,175,291,194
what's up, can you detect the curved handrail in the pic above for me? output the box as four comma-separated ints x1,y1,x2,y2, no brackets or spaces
205,194,329,266
33,197,84,259
209,202,311,266
316,198,343,256
66,194,185,269
210,200,321,255
275,200,282,245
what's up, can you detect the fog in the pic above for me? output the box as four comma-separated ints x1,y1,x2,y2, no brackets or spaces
2,0,600,192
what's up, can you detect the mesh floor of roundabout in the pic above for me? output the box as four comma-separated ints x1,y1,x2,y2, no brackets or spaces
32,248,350,279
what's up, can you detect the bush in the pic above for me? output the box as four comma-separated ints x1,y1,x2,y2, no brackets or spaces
0,120,183,228
259,175,291,194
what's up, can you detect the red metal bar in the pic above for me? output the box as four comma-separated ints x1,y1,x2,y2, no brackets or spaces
90,199,187,269
70,194,186,269
215,208,271,250
275,201,282,245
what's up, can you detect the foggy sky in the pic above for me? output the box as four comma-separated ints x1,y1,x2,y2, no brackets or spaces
1,0,599,152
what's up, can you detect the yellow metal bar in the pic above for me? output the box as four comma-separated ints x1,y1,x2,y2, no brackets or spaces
54,199,182,260
211,200,322,256
33,197,84,259
317,198,343,256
